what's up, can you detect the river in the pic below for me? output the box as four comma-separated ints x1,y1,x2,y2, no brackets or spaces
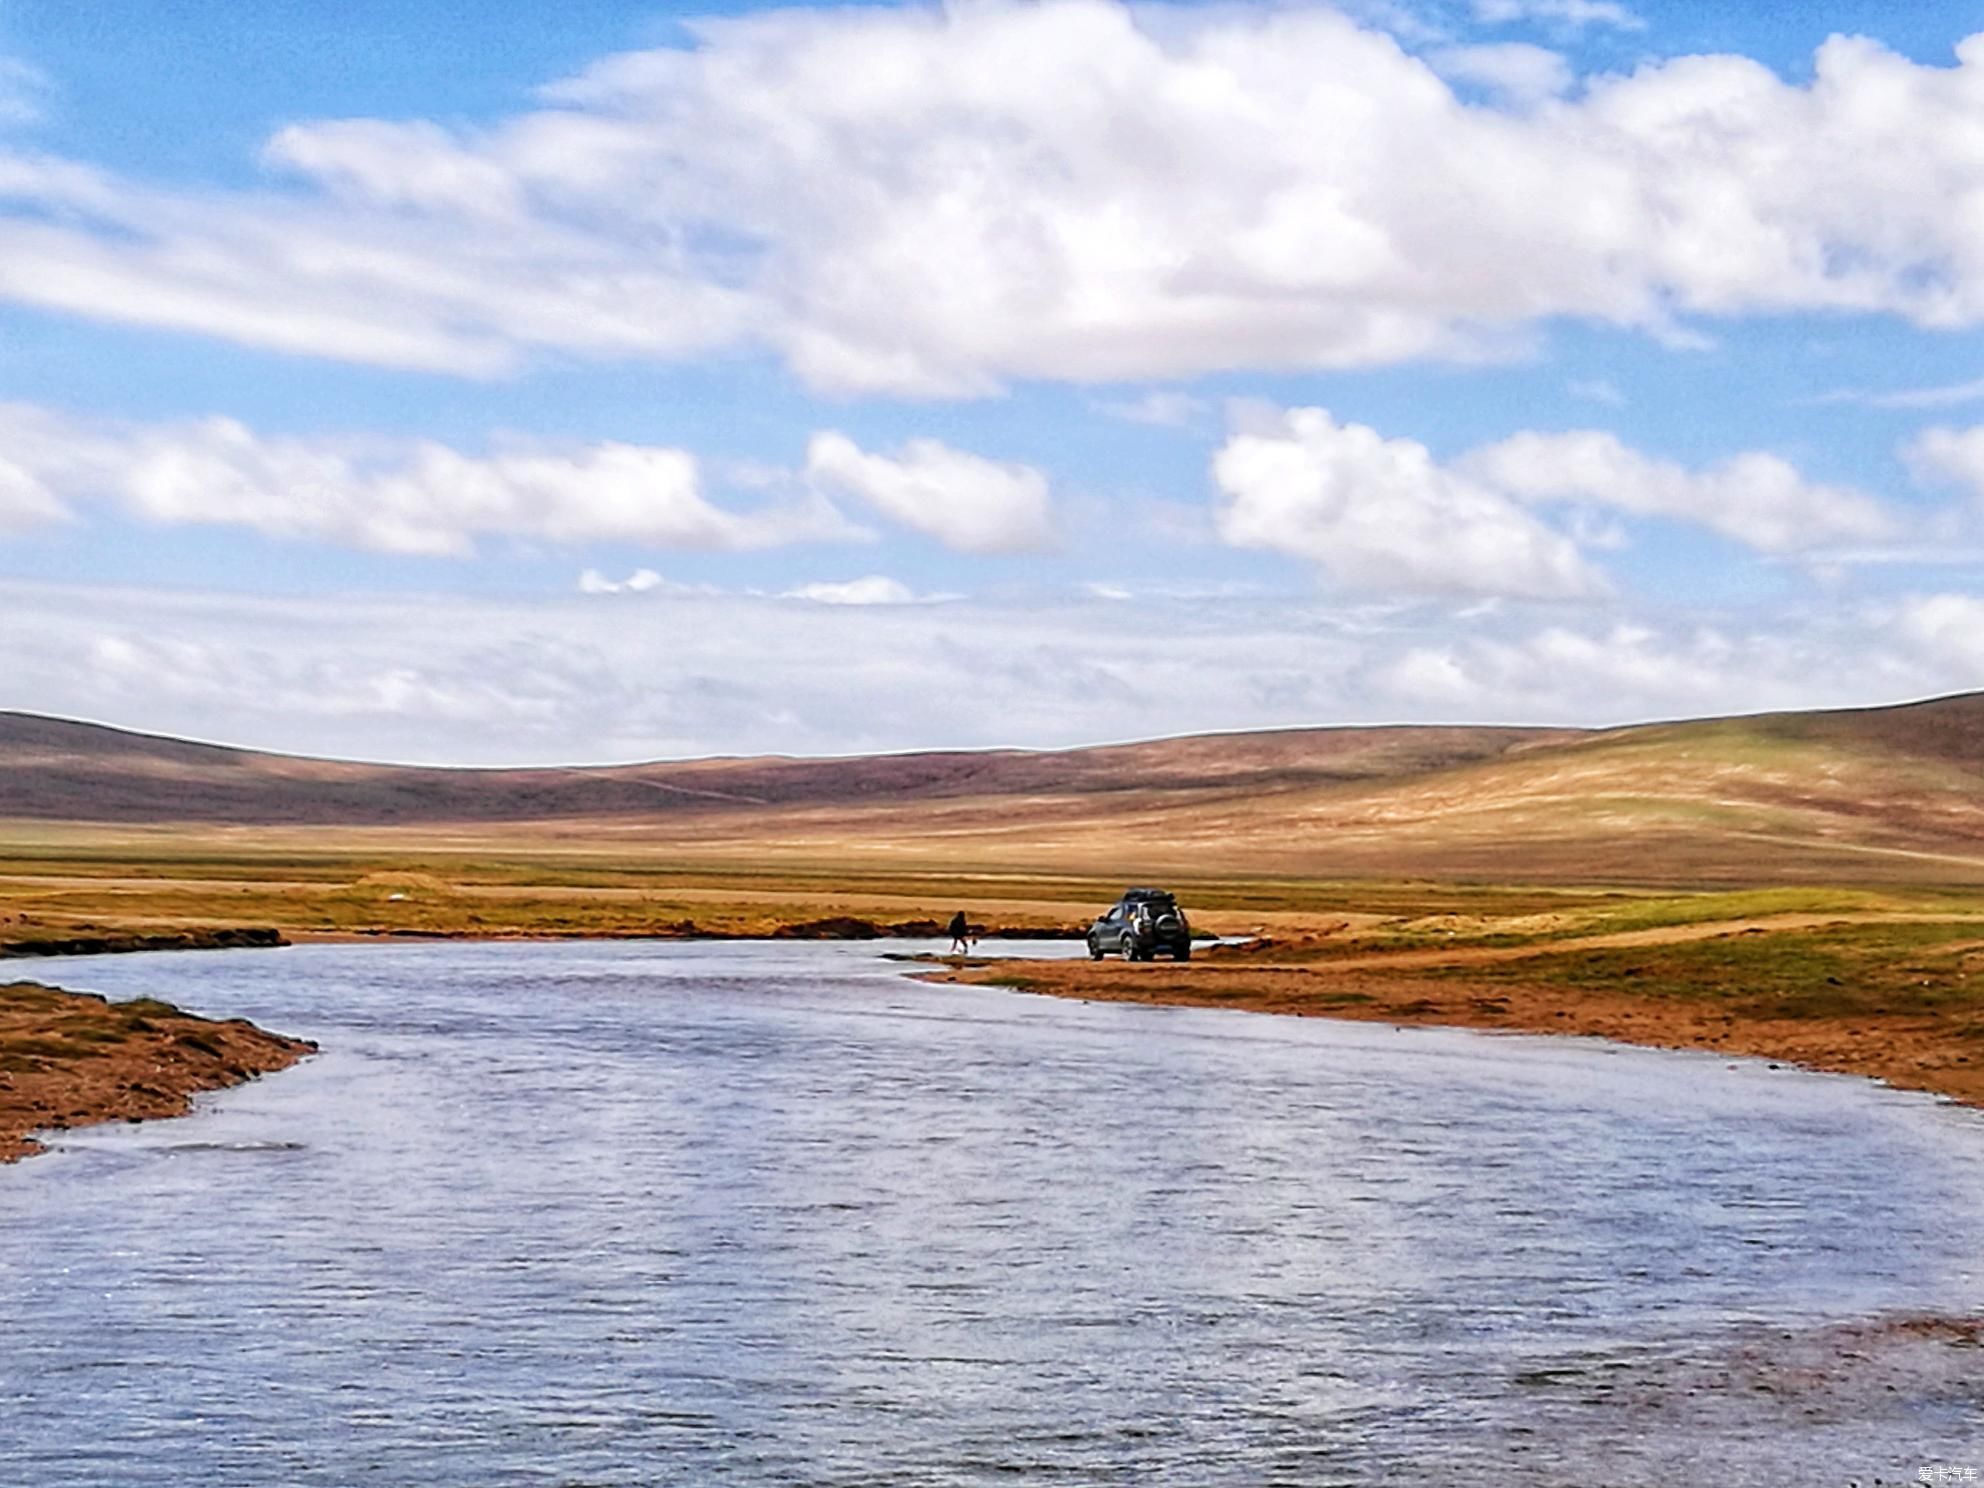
3,940,1980,1483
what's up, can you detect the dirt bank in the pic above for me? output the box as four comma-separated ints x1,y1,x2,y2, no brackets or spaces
0,981,316,1161
932,917,1984,1110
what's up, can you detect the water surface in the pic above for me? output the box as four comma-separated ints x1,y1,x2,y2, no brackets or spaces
4,940,1981,1483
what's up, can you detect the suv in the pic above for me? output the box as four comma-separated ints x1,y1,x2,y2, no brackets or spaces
1088,888,1192,961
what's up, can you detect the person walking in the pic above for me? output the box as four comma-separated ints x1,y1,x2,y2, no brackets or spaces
947,909,970,954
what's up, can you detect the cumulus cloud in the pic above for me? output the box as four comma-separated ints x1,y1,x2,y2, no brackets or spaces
804,433,1053,554
0,404,853,556
1464,430,1895,552
6,9,1984,389
1209,405,1901,593
1212,407,1603,599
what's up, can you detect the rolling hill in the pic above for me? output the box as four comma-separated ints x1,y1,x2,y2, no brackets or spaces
3,695,1983,885
0,710,1573,827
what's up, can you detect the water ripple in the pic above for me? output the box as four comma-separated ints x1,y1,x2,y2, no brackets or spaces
2,939,1981,1483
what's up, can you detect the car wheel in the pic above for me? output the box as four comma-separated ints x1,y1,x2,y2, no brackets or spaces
1122,939,1140,962
1174,944,1191,962
1088,936,1103,960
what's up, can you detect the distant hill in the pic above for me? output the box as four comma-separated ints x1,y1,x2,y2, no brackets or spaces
0,710,1571,826
4,696,1984,885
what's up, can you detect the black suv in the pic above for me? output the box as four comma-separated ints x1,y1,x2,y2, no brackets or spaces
1088,888,1192,961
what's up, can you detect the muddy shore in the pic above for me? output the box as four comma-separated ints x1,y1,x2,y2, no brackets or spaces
0,981,316,1162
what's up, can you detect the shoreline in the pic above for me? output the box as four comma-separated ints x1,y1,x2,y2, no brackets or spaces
926,931,1984,1112
283,917,1087,944
1,920,1086,957
2,926,289,959
0,981,316,1162
14,910,1984,1118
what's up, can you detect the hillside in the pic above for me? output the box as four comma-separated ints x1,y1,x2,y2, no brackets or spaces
0,711,1573,827
3,695,1984,885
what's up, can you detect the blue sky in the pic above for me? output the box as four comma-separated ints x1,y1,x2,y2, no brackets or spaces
4,0,1984,762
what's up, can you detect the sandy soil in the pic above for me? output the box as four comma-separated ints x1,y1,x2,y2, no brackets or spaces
935,916,1984,1109
0,981,316,1161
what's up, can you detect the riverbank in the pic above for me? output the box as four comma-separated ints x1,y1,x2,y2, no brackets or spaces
932,911,1984,1110
2,926,287,959
0,981,316,1161
12,846,1984,1112
289,916,1085,943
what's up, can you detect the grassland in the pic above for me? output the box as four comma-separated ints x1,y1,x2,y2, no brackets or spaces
8,692,1984,1117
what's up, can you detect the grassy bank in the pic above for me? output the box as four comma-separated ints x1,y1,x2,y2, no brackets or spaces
0,981,316,1160
936,892,1984,1109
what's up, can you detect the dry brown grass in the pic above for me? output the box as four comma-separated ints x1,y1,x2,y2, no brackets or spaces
9,693,1984,888
0,981,314,1160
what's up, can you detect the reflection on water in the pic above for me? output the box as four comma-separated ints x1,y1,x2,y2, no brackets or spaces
2,940,1981,1484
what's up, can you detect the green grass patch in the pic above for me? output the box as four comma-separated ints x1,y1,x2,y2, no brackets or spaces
1435,919,1984,1021
1269,886,1953,960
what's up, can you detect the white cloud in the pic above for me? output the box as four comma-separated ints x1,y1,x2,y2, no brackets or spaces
1372,605,1967,722
804,432,1053,554
1,577,1953,765
1471,0,1642,30
1211,406,1604,599
0,457,67,529
7,10,1984,390
1380,623,1737,710
0,577,1363,762
1464,430,1895,552
578,568,668,594
0,404,855,556
266,119,525,220
782,576,933,605
0,139,749,378
1891,593,1984,673
1902,425,1984,507
1429,43,1572,105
